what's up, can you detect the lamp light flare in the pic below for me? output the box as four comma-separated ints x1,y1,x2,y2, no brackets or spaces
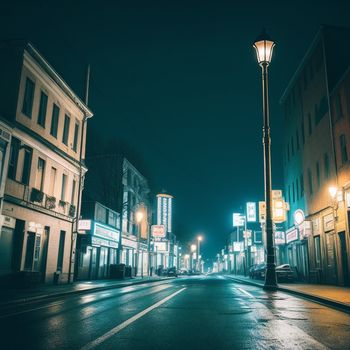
135,210,144,223
329,186,338,199
190,244,197,252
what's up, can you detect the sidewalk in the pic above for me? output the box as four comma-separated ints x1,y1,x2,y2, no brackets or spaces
0,276,172,307
226,275,350,313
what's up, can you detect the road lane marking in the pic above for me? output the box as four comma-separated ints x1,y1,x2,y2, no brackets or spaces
237,287,255,298
80,287,187,350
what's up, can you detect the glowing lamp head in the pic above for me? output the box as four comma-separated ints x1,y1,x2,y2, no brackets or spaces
135,210,144,223
191,244,197,252
329,186,338,199
197,235,203,242
253,29,275,66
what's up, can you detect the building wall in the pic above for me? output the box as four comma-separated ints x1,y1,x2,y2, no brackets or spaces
0,43,91,283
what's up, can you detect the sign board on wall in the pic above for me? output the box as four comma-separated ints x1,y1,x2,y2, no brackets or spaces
151,225,166,238
154,242,167,252
78,220,92,231
286,228,298,243
274,231,286,245
323,213,335,232
299,221,312,240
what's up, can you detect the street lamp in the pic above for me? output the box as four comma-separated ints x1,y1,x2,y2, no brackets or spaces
253,29,277,290
197,235,203,272
190,244,197,273
135,209,144,278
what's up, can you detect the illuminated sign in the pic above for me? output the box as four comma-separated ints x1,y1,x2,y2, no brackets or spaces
233,242,242,252
246,202,257,222
151,225,166,238
94,222,120,243
157,194,173,233
274,231,286,245
233,213,245,227
299,221,312,240
154,241,167,252
294,209,305,226
78,220,92,231
286,228,298,243
259,202,266,223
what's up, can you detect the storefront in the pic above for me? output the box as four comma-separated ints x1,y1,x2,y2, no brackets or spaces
76,220,120,281
120,234,138,274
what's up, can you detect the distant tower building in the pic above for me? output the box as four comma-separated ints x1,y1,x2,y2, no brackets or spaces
156,193,173,234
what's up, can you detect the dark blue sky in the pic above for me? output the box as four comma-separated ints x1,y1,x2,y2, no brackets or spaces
1,0,349,258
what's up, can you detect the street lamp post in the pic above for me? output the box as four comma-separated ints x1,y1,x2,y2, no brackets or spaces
190,244,197,273
135,209,144,278
253,30,278,290
197,235,203,272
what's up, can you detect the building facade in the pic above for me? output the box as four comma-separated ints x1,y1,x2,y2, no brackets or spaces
121,158,151,276
75,201,121,280
0,42,92,284
281,26,350,285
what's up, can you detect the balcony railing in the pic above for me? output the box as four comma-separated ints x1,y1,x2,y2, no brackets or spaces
5,179,76,219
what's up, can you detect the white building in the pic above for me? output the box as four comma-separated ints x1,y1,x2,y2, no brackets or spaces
0,42,92,284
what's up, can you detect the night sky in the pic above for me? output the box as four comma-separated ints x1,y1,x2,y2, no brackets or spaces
1,0,349,258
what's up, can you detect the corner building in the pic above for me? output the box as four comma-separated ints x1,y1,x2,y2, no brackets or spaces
0,42,92,284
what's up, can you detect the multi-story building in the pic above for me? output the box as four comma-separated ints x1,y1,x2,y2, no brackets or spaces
154,193,176,269
281,26,350,285
75,201,121,280
121,158,150,276
0,41,92,284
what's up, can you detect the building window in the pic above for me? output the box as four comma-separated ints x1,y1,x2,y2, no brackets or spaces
37,91,48,127
324,153,330,178
22,77,35,118
72,122,79,152
35,158,45,191
8,137,20,180
340,134,348,164
308,113,312,136
50,104,60,138
49,167,57,196
335,93,343,120
21,147,32,185
62,114,70,146
316,161,321,188
308,169,313,195
61,174,67,201
300,174,304,198
57,231,66,272
71,179,76,204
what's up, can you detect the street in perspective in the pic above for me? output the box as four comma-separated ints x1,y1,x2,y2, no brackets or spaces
0,1,350,349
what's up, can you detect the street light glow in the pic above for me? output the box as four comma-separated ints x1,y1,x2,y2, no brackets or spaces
329,186,338,199
197,235,203,242
190,244,197,252
135,210,144,223
253,30,275,66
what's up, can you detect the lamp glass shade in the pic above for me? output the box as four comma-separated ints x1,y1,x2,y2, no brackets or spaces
253,39,275,65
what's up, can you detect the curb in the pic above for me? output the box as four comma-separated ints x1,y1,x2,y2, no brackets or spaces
0,277,174,307
226,275,350,314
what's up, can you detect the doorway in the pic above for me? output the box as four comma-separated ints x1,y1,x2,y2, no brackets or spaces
338,231,350,286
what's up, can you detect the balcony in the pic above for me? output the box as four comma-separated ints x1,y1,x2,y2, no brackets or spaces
5,179,76,220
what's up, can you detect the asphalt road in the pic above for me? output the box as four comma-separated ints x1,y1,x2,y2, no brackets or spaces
0,275,349,350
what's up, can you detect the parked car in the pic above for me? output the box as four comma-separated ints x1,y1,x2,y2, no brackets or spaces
167,267,178,277
275,264,295,282
251,263,266,279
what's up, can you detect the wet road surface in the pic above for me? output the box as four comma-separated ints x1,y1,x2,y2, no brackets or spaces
0,275,349,349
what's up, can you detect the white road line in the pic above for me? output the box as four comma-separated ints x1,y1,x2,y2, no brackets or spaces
237,287,255,298
80,287,187,350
